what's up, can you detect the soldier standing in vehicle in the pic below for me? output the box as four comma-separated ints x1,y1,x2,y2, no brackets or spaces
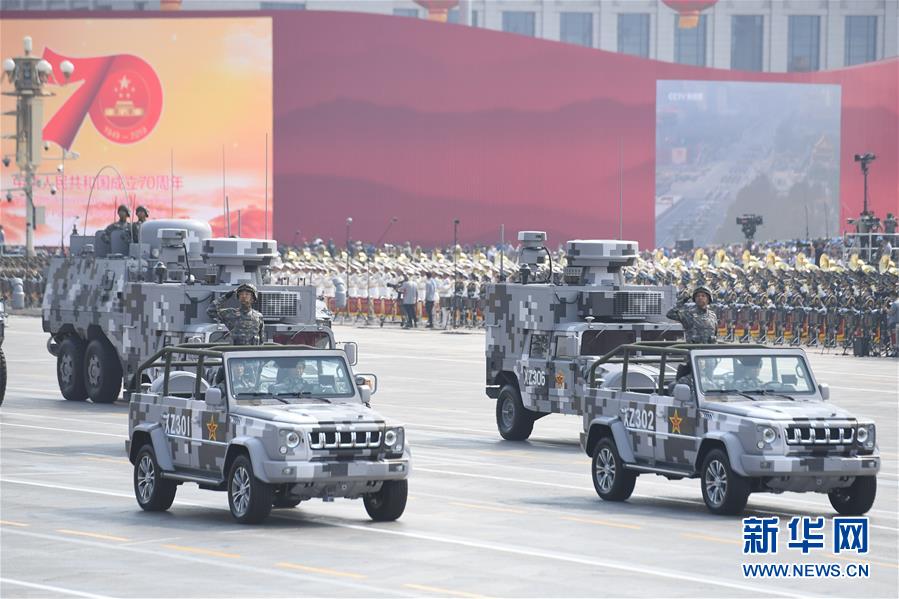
667,285,718,344
132,205,149,242
104,205,132,241
207,282,265,345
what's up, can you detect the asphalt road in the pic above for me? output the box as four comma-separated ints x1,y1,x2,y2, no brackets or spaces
1,316,897,598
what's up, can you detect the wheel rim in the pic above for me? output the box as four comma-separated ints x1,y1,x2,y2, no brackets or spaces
231,466,251,517
500,396,515,429
60,353,74,384
704,459,728,507
137,454,155,504
87,353,102,387
595,447,616,493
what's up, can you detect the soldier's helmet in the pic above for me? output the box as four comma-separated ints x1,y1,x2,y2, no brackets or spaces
117,204,130,217
136,205,149,217
236,282,258,300
692,285,714,302
737,355,762,368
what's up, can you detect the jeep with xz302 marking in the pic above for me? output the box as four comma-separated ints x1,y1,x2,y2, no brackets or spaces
485,232,681,440
581,343,879,515
126,343,409,524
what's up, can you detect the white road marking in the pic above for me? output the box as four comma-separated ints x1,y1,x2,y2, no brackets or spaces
0,422,126,438
0,577,113,599
1,529,410,596
0,478,852,596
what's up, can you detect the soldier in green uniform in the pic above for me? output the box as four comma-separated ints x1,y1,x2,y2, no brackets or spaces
667,285,718,344
207,282,265,345
270,360,312,395
132,205,149,242
230,361,258,394
104,205,132,242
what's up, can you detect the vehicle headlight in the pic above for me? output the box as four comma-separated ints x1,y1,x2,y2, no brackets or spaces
384,429,397,446
856,424,874,448
762,426,777,444
383,427,404,453
285,431,301,448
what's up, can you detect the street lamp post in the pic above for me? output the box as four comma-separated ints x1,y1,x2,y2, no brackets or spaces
345,216,353,293
452,218,460,272
2,36,74,257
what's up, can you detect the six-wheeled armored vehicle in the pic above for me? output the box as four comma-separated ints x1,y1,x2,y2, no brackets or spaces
485,232,682,440
43,220,335,404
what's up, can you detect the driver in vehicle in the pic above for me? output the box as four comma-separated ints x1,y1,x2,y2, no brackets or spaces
734,356,765,389
270,360,312,395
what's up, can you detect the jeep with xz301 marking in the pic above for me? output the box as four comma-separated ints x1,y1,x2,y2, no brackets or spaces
126,343,409,524
485,232,681,440
581,343,879,515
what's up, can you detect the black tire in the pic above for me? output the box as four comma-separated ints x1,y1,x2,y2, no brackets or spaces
829,476,877,515
227,454,272,524
57,337,88,402
0,347,6,406
591,437,636,501
700,448,751,515
364,479,408,521
133,444,177,511
495,384,534,441
84,339,123,404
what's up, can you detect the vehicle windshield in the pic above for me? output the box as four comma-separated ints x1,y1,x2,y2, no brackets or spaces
694,354,816,398
227,355,354,402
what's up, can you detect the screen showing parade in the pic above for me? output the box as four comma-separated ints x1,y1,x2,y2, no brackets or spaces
0,3,896,599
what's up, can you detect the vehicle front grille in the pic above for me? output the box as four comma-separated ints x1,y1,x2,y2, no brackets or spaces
613,291,662,316
257,292,298,319
308,429,382,450
785,424,854,446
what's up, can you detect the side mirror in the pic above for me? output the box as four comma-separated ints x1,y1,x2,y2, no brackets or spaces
205,387,225,409
673,383,693,403
356,373,378,395
359,386,372,405
343,342,358,366
818,383,830,401
556,336,578,359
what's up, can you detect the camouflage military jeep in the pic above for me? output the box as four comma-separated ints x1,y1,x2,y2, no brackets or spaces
581,343,879,515
126,344,409,524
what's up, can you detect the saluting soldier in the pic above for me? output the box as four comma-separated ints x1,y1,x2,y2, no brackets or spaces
207,282,265,345
667,285,718,344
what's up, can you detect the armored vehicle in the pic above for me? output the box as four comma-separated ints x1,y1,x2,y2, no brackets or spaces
485,232,681,440
582,343,879,515
0,299,6,405
127,343,409,524
43,220,335,404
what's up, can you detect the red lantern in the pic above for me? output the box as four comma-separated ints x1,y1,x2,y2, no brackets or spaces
414,0,459,23
663,0,718,29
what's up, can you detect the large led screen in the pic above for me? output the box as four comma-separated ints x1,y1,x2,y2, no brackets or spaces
0,18,273,247
656,80,841,247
